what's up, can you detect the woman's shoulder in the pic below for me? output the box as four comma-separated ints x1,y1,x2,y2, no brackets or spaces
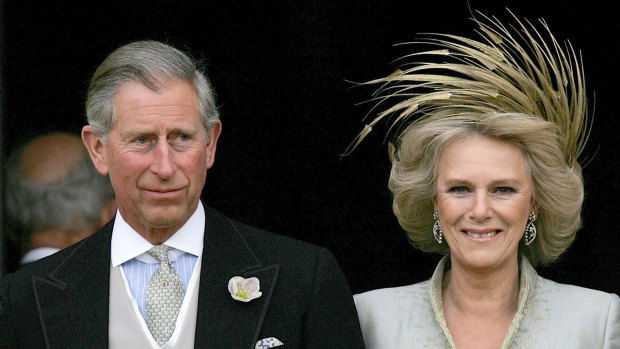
354,280,447,348
354,280,430,310
522,257,618,314
534,275,619,308
353,281,435,326
521,275,620,346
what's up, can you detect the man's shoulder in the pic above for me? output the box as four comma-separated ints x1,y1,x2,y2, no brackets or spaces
209,208,344,298
206,204,319,248
225,214,324,259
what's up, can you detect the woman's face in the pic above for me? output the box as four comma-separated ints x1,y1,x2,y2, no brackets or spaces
434,135,533,272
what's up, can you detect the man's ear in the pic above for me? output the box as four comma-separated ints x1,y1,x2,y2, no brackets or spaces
82,125,110,175
205,121,222,169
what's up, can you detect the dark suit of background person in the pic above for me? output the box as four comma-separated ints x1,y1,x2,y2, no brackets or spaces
4,132,116,266
0,41,364,348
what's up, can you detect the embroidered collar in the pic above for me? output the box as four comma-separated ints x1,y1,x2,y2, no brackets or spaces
428,255,538,349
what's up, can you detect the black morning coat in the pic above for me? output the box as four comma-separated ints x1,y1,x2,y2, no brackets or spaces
0,205,365,348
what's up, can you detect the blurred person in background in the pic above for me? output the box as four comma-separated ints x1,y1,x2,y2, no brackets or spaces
5,131,116,265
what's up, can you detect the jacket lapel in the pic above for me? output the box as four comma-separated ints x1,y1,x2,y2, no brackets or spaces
194,206,279,349
30,207,276,348
33,222,113,348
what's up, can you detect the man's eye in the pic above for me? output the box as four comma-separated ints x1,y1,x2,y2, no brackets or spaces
136,136,149,144
170,134,191,144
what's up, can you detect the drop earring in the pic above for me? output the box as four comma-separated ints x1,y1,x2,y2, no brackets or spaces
524,212,537,245
432,210,443,244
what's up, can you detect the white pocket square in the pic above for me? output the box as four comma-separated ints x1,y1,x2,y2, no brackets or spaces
255,337,284,348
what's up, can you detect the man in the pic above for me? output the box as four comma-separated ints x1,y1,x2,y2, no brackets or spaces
4,132,116,265
0,41,364,348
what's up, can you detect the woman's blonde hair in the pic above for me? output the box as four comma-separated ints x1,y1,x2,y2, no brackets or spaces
348,12,590,266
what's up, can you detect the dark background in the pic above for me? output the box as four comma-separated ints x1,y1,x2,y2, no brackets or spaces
1,0,618,294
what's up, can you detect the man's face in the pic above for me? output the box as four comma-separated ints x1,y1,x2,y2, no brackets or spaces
84,80,220,241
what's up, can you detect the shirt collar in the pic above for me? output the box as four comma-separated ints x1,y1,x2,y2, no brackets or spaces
20,247,61,265
111,201,205,267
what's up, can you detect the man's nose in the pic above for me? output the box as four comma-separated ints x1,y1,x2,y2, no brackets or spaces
151,140,175,178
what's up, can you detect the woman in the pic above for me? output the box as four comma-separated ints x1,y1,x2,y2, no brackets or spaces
351,12,619,349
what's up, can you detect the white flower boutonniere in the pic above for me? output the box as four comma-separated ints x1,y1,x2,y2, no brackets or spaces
228,276,262,302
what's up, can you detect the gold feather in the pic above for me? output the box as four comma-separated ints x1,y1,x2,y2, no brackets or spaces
345,11,590,163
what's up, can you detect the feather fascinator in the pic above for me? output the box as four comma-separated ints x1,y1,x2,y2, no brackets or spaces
346,11,590,165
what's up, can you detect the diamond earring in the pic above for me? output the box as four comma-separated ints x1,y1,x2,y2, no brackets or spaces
432,210,443,244
524,212,537,245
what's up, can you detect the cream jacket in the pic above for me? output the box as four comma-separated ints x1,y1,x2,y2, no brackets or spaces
354,256,619,348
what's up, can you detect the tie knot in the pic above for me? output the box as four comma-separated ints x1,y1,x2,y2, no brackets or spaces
148,245,171,263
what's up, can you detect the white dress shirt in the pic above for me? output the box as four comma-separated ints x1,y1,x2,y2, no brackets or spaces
111,201,205,321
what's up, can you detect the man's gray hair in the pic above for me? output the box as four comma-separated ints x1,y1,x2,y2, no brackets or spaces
5,152,116,243
86,40,219,143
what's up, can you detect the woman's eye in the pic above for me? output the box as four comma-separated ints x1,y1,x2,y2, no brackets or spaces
449,186,469,193
496,187,515,194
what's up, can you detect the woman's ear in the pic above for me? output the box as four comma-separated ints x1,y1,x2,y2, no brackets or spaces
531,200,539,216
81,125,110,176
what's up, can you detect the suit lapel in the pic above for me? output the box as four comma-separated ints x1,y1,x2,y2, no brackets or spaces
194,206,279,349
33,222,113,348
30,207,276,348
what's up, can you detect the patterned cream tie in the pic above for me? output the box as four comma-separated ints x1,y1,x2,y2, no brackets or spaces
145,245,185,346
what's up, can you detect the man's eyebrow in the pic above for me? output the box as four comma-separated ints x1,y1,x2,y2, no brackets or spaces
167,126,198,134
117,127,198,137
118,130,151,138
